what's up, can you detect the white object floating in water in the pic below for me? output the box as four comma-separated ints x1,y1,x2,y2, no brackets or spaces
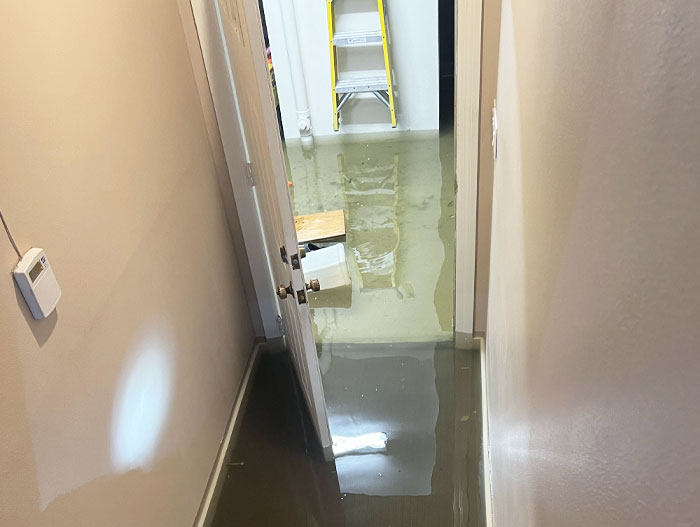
301,243,351,290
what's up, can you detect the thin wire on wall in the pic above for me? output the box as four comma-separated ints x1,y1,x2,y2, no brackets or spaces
0,208,22,259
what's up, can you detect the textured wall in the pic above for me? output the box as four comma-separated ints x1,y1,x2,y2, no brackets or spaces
0,1,255,525
486,1,700,525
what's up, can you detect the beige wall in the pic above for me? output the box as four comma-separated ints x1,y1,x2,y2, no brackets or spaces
486,1,700,526
472,0,501,336
0,1,255,525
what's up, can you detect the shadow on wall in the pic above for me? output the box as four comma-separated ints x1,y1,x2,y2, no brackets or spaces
35,456,198,526
14,284,58,346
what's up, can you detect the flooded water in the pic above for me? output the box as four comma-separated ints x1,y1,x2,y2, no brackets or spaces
211,344,484,527
210,132,484,526
286,131,455,344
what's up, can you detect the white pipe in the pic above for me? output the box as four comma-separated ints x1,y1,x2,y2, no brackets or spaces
278,0,313,147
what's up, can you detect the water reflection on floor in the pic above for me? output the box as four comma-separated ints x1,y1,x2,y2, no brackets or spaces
211,345,484,527
286,131,455,344
210,132,484,525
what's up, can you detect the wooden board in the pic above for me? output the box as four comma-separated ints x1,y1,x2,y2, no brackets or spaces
294,209,346,244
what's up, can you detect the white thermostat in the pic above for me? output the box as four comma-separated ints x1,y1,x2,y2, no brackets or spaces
13,248,61,319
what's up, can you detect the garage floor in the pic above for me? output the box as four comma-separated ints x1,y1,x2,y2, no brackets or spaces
286,130,455,345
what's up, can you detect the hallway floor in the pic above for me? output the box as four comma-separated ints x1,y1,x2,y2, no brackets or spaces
211,344,484,527
286,130,455,344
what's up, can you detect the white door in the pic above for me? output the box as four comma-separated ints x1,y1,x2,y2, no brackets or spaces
190,0,333,460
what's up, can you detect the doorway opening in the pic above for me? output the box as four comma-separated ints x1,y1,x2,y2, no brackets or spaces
241,1,484,520
258,0,457,346
195,0,485,522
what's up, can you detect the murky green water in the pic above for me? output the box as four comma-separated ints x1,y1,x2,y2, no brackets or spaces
286,131,455,344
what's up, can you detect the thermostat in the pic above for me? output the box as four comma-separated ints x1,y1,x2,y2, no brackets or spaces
13,248,61,319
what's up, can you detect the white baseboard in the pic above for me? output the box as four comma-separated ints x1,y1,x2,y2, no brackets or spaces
478,337,494,527
193,343,262,527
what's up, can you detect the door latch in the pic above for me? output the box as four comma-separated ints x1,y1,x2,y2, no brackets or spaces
297,279,321,304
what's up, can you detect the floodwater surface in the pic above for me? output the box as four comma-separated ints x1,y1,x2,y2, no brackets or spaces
286,131,455,344
211,344,484,527
209,132,484,526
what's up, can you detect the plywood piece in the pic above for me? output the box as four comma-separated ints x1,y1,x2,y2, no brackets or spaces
294,209,346,244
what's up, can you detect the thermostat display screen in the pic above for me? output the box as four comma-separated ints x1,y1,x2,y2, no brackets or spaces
29,261,43,282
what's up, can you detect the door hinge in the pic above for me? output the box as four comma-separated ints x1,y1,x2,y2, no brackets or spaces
276,315,285,335
244,162,256,186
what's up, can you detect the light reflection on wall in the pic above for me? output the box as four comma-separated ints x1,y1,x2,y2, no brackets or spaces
110,328,174,472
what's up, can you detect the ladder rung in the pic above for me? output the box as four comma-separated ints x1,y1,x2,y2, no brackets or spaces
335,72,388,94
333,30,382,47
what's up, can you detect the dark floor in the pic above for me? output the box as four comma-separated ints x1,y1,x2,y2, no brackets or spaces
211,343,485,527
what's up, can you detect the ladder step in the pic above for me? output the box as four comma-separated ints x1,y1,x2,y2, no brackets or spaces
335,72,388,94
333,29,383,47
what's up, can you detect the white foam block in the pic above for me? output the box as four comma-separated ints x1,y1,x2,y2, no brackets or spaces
302,244,351,291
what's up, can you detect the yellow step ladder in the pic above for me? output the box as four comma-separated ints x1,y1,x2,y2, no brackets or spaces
326,0,397,131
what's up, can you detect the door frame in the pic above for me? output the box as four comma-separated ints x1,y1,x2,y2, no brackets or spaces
454,0,485,344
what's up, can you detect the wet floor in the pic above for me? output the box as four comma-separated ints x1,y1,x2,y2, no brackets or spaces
286,131,455,344
211,344,484,527
209,131,483,526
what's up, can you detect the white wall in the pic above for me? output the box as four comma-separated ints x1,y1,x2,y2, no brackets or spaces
486,1,700,526
261,0,439,138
